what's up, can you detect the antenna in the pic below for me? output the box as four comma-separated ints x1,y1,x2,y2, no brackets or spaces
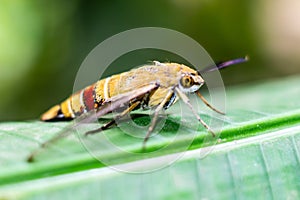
199,55,249,73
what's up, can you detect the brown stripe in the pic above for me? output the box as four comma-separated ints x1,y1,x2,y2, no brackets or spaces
83,84,95,111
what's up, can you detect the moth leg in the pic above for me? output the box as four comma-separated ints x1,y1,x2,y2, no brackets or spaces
143,89,174,146
175,87,215,137
196,91,225,115
84,119,115,136
85,101,141,136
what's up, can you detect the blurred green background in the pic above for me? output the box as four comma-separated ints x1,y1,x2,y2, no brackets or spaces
1,0,299,121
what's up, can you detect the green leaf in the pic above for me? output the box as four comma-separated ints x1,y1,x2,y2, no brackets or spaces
0,75,300,199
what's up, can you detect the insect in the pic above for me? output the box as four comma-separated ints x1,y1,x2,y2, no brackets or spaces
27,56,248,162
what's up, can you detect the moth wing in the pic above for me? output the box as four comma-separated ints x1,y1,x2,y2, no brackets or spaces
81,83,159,123
72,83,160,128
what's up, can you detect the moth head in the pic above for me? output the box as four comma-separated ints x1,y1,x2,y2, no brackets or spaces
179,73,204,93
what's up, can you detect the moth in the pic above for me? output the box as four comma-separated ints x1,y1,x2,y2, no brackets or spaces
27,56,248,162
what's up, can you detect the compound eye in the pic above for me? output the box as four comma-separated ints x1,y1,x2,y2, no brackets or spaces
180,75,194,88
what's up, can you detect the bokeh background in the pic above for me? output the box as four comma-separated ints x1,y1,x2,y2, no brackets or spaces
1,0,300,121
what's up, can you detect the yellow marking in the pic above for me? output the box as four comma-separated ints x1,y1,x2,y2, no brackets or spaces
60,99,73,118
107,74,122,97
40,105,60,121
68,99,75,118
104,77,111,99
94,80,105,103
71,91,83,115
